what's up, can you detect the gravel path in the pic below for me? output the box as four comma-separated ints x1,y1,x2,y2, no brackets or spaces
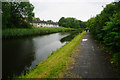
64,32,117,78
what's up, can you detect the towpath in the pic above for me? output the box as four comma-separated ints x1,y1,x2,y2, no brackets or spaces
64,32,117,78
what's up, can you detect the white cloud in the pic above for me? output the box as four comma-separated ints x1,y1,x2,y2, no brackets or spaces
29,0,114,22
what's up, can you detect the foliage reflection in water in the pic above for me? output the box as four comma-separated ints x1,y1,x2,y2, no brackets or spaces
2,32,79,78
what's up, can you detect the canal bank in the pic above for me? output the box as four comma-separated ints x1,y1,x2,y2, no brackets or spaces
19,31,86,78
2,27,73,39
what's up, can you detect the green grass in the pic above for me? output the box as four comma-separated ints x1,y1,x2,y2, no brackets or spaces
19,31,86,78
2,27,73,39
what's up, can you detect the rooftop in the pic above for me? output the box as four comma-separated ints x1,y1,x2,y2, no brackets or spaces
32,20,58,25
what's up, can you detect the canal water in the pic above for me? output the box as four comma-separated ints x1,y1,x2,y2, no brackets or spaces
2,32,77,78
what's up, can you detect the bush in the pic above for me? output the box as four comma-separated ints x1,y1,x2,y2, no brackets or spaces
86,1,120,71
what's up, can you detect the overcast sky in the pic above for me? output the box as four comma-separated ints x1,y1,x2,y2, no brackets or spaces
29,0,115,22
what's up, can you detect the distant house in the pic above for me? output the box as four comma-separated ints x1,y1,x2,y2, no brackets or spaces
32,20,59,27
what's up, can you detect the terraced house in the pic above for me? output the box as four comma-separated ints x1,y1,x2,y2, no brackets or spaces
32,20,59,27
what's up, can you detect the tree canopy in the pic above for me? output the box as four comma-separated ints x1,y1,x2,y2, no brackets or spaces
47,20,53,22
2,2,34,29
33,17,40,21
58,17,86,29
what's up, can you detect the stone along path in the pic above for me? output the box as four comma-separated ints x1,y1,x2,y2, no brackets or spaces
64,32,117,78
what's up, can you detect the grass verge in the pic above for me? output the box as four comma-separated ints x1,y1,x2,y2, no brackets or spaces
2,27,73,39
19,31,86,78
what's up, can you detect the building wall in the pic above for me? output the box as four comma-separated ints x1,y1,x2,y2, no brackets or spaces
32,23,59,27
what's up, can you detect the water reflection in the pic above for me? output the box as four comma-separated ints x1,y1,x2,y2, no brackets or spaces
30,33,70,69
2,32,70,78
3,38,35,78
60,31,80,43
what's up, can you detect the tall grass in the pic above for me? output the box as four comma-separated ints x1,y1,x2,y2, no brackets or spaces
19,31,86,78
2,27,73,39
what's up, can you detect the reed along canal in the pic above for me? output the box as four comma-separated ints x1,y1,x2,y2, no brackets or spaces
2,32,77,78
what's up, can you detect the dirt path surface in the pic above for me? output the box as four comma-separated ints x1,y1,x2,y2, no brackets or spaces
64,32,117,78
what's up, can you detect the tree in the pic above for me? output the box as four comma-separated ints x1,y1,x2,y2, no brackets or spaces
58,17,86,29
33,17,40,21
2,2,34,29
47,20,53,22
58,17,65,26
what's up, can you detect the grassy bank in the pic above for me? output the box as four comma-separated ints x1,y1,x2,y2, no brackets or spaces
2,27,73,39
19,31,86,78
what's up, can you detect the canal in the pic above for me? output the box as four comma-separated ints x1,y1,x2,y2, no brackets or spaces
2,32,77,78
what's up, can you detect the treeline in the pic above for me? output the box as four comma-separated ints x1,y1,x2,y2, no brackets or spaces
2,2,34,29
87,1,120,69
58,17,86,29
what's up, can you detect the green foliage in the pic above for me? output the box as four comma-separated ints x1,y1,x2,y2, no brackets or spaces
58,17,86,29
111,53,120,64
47,20,53,22
2,27,73,39
103,13,120,52
33,17,40,21
2,2,34,29
87,1,120,71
